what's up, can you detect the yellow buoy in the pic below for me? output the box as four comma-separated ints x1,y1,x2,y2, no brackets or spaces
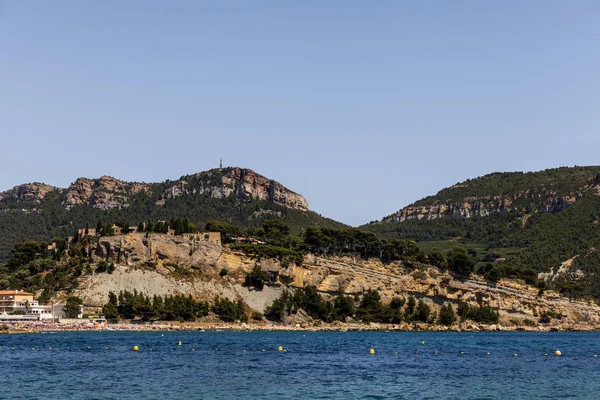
178,341,182,346
555,350,562,356
278,346,283,351
133,346,139,351
421,341,425,345
369,348,375,355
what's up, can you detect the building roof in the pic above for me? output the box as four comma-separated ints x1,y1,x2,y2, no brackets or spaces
0,290,34,296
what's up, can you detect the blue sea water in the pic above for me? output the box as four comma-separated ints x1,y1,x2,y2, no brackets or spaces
1,331,599,399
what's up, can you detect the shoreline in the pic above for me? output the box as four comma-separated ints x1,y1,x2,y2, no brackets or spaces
3,320,599,334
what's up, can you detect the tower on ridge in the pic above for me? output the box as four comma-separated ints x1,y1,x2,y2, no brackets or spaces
220,158,222,169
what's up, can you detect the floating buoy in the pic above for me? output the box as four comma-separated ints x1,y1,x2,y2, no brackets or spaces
105,347,109,350
460,351,464,355
594,355,598,358
192,349,195,351
161,334,164,337
133,346,139,351
369,348,375,355
487,352,491,355
513,353,518,357
421,341,425,345
555,350,562,357
544,353,548,356
178,341,182,346
278,346,283,351
262,349,265,352
394,352,398,355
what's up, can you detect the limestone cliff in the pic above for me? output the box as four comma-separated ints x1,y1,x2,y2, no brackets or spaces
64,176,151,210
382,167,600,223
166,168,308,211
0,183,58,203
73,233,600,329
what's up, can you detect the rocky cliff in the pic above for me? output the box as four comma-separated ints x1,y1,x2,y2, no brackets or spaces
0,167,308,212
0,183,58,203
166,168,308,211
73,233,600,329
382,167,600,223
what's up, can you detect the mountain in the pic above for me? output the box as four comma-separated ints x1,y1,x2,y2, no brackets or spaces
363,166,600,297
0,167,346,260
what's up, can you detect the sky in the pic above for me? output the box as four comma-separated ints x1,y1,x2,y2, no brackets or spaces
1,1,599,226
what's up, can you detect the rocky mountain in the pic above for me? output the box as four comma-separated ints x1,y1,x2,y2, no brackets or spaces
363,166,600,299
0,167,343,260
382,167,600,223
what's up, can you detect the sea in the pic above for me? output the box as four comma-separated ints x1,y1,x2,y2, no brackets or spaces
1,331,599,399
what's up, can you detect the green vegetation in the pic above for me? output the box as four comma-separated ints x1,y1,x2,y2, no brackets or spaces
243,265,270,290
211,296,247,322
102,290,210,322
0,171,347,262
457,302,499,324
363,166,600,299
63,296,83,318
264,287,473,326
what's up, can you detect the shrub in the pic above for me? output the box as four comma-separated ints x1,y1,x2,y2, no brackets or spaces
244,265,269,290
251,312,263,320
219,268,228,277
439,303,457,325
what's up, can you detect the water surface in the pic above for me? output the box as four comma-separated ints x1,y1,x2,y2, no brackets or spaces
1,331,599,399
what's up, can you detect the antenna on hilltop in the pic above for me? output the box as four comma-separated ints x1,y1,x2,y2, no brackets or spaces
220,158,222,169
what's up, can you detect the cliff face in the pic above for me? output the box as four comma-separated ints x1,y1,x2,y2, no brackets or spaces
74,233,600,328
1,168,308,212
166,168,309,211
0,183,58,203
382,168,600,223
64,176,151,210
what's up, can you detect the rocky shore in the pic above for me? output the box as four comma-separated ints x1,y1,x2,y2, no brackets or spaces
2,320,599,335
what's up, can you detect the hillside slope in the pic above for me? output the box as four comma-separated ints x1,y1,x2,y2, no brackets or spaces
363,166,600,297
0,167,345,260
52,233,600,329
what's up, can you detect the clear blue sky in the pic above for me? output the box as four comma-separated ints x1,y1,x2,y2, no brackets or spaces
1,1,599,226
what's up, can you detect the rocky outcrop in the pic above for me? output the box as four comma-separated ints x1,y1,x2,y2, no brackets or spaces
0,183,58,203
64,176,151,210
384,193,580,223
58,168,307,211
73,233,600,327
166,168,309,211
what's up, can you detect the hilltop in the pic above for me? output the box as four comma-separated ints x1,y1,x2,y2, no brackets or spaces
0,167,345,261
363,166,600,298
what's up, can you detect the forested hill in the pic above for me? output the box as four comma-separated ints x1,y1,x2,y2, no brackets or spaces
0,167,346,260
362,166,600,298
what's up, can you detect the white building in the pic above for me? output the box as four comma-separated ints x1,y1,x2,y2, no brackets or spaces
0,289,72,321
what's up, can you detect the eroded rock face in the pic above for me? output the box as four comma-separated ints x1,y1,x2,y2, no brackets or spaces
167,168,309,211
64,176,151,210
75,233,600,326
59,168,308,211
0,183,58,203
384,194,580,223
